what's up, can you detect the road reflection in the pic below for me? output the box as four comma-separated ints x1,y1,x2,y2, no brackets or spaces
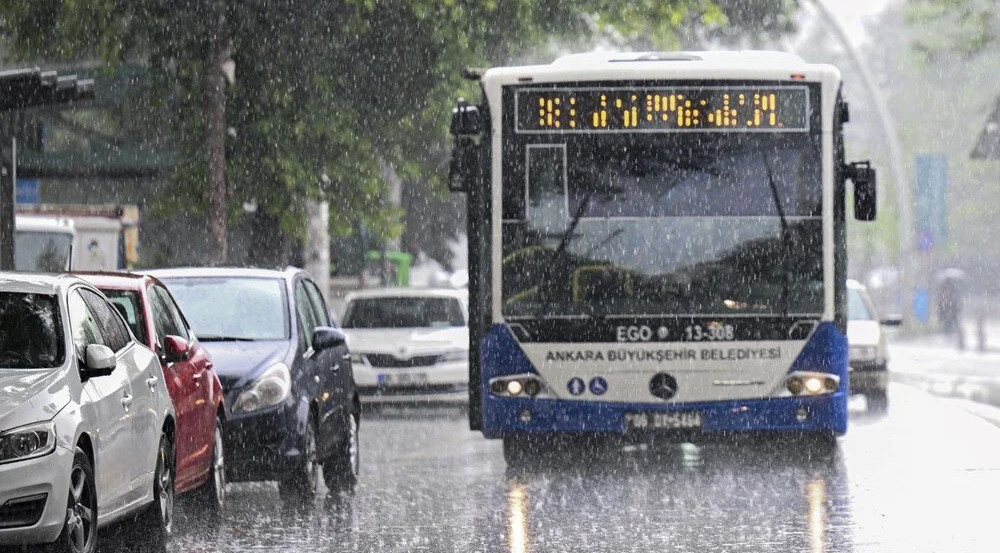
142,404,868,553
807,476,827,553
491,437,852,553
507,481,529,553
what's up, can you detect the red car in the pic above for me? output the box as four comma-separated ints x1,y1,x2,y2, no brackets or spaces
80,272,227,514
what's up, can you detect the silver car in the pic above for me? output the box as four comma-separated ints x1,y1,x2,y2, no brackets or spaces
0,274,176,553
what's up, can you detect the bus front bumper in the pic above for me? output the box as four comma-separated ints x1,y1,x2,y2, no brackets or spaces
481,390,848,439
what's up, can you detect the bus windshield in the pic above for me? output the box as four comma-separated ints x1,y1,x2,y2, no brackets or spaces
502,133,823,318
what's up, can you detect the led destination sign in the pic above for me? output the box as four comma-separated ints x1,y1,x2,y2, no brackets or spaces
516,86,809,133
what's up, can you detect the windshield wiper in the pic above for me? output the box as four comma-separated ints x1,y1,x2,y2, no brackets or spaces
763,157,792,317
531,188,596,319
197,335,255,342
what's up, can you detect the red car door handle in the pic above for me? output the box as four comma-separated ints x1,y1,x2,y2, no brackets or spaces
192,371,203,380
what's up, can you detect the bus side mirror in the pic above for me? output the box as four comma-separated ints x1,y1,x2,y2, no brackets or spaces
847,161,877,221
449,99,482,193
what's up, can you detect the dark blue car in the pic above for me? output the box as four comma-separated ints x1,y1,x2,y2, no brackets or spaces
147,267,360,498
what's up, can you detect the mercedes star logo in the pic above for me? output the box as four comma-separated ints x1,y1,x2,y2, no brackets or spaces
649,373,678,400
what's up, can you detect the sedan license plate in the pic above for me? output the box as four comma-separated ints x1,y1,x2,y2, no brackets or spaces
625,411,703,432
378,372,429,386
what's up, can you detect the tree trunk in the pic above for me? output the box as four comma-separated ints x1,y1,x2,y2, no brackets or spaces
205,9,230,265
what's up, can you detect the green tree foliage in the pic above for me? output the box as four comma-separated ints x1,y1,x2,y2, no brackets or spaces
906,0,998,56
1,0,795,262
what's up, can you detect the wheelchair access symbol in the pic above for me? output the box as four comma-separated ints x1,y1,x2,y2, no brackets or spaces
589,376,608,396
567,377,586,396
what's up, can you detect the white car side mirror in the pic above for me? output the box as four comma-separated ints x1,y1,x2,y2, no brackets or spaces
83,344,117,378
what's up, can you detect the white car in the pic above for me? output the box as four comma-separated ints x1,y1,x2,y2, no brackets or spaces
0,274,176,553
847,279,901,411
342,288,469,404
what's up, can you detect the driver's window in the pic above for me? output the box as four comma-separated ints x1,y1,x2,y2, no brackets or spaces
526,144,568,235
68,290,105,360
304,280,331,327
294,281,319,349
151,285,188,343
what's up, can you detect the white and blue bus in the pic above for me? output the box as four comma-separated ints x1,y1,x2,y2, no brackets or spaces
449,51,877,460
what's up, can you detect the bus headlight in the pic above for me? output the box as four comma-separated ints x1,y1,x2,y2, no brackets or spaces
785,371,839,396
489,374,551,399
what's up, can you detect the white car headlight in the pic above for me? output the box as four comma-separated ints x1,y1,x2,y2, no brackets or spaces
0,421,56,465
233,363,291,414
850,346,879,362
437,350,468,363
350,352,365,364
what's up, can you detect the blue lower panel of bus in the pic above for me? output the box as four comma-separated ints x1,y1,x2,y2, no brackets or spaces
480,322,849,438
481,391,847,438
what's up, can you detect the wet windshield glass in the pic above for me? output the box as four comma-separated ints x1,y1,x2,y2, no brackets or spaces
0,292,63,368
161,277,288,341
502,133,822,319
14,231,73,272
343,297,465,328
848,289,873,321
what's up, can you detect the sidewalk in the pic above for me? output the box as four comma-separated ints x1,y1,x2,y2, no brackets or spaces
891,314,1000,352
889,330,1000,407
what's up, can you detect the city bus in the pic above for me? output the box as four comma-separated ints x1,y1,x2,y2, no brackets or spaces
448,51,877,461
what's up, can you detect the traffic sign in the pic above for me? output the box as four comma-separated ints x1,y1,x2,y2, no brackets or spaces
914,154,948,250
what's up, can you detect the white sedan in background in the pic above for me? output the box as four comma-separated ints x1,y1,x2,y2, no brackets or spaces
342,288,468,404
0,274,175,553
847,279,901,412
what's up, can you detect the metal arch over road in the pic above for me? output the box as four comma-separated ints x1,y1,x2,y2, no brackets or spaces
801,0,918,327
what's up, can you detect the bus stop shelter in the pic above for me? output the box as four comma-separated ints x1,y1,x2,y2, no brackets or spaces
0,67,93,269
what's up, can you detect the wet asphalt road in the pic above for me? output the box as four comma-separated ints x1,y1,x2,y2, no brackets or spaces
108,383,1000,553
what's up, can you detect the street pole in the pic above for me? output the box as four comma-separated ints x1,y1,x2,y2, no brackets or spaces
379,158,403,252
304,199,330,300
0,138,13,269
805,0,916,322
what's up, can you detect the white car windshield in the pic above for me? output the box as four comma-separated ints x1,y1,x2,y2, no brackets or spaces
0,292,64,368
343,297,465,329
847,289,873,321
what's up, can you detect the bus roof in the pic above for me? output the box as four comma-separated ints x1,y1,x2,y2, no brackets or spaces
482,50,839,85
551,50,806,67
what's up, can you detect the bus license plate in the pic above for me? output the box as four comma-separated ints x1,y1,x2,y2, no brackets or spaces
378,373,429,386
625,411,703,431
